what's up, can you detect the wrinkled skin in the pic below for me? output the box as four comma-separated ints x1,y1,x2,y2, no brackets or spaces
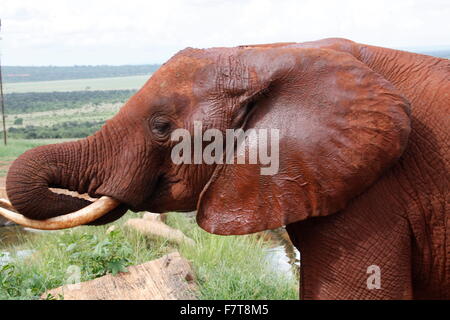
6,38,449,299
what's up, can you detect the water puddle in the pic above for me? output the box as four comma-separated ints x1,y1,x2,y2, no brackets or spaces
0,249,35,267
262,228,300,281
0,226,46,267
265,246,300,280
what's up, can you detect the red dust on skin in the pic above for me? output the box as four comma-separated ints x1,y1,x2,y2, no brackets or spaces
5,38,450,299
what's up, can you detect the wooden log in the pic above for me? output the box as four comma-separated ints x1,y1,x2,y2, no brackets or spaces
125,216,195,246
42,252,197,300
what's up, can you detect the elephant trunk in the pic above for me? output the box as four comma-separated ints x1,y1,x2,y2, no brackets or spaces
5,134,128,226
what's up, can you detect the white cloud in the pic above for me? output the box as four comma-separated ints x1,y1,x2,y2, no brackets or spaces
1,0,449,65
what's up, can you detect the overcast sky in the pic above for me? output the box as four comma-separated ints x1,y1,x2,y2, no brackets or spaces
1,0,449,66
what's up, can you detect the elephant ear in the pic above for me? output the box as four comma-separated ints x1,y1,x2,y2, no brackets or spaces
196,47,411,235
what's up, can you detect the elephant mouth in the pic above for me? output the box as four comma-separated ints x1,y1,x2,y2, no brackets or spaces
0,195,122,230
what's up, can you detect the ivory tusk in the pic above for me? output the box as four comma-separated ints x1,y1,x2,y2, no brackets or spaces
0,196,120,230
0,198,17,212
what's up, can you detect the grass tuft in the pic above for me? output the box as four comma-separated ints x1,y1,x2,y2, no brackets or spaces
166,213,298,300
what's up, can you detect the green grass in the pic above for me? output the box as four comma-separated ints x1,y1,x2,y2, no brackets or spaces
167,213,298,300
0,139,75,161
4,75,149,93
0,212,298,300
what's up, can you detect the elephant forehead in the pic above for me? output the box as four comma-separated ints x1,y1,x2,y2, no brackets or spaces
153,52,212,89
118,89,193,120
130,56,213,113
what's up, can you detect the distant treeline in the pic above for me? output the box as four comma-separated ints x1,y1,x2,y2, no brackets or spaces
3,65,160,83
8,121,104,139
420,50,450,59
5,90,136,114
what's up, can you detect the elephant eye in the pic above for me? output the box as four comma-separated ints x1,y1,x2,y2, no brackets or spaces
151,117,172,138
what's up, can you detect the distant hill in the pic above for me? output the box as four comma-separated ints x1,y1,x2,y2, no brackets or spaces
2,65,160,83
418,50,450,59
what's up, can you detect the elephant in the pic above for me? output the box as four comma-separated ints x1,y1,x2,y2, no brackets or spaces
0,38,448,300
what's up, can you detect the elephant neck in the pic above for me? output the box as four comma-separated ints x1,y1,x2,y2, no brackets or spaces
286,188,414,299
354,43,448,106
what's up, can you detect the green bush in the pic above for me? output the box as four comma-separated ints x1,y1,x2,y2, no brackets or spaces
13,118,23,125
4,90,135,114
0,230,132,299
8,121,104,139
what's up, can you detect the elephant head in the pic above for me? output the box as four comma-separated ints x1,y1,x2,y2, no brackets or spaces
0,44,411,233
